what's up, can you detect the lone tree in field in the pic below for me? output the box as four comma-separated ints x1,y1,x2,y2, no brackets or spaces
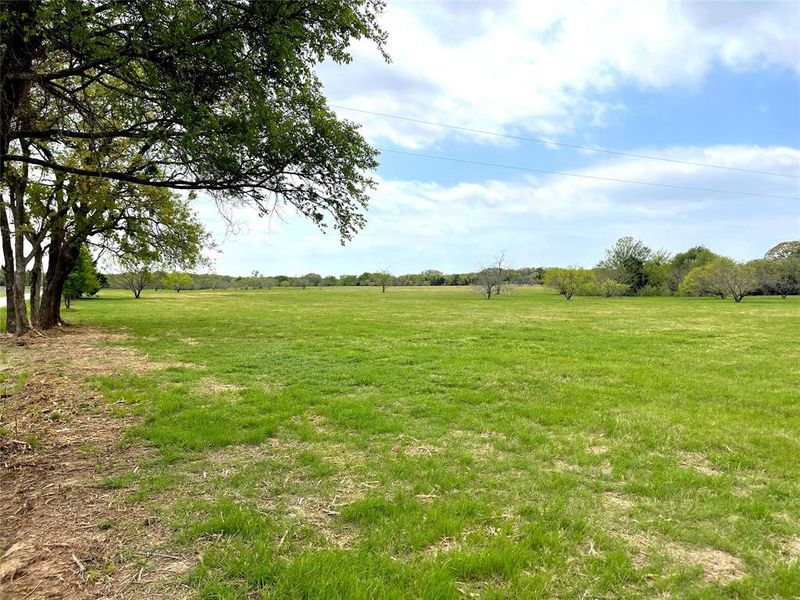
474,253,509,299
117,259,152,299
683,258,758,302
165,273,194,293
0,0,387,335
544,267,591,300
753,257,800,299
376,270,393,293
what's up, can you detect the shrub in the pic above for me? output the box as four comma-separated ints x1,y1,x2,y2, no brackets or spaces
599,279,629,297
544,267,593,300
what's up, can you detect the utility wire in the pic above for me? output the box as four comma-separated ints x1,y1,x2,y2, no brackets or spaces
377,148,800,201
334,105,800,180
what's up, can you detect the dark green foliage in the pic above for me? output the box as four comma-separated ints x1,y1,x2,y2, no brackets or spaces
1,0,388,240
668,246,720,293
62,245,99,307
598,237,658,293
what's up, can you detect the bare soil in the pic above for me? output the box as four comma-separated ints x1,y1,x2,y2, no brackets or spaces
0,326,190,600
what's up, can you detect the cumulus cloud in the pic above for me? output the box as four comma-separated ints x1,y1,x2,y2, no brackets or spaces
202,145,800,275
320,0,800,147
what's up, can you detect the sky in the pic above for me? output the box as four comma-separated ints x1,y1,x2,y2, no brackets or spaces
198,0,800,276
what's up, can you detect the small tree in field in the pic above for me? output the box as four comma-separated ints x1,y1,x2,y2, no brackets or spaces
474,253,508,299
754,258,800,299
118,258,152,299
165,272,194,293
544,267,591,300
683,258,758,302
376,269,393,293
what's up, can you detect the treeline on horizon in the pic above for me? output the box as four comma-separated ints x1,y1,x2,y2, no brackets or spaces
98,237,800,302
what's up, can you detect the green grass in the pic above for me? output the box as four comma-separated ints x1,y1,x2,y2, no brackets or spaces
63,288,800,597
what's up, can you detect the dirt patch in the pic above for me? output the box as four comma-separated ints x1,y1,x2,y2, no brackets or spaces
553,458,582,474
665,542,744,584
600,491,745,584
0,326,193,599
603,491,635,511
205,437,373,550
287,494,357,549
392,434,440,459
194,376,242,395
679,452,722,476
425,536,458,555
783,537,800,564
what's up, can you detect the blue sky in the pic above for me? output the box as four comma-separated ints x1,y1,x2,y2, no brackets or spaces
199,0,800,276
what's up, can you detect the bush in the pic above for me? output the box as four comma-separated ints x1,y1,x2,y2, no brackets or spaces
599,279,629,297
544,267,593,300
637,285,667,297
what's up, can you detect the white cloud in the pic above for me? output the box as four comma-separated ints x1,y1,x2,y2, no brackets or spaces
202,145,800,274
321,0,799,147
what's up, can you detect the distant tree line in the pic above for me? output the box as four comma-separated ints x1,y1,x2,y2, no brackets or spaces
103,266,547,296
543,237,799,302
100,237,799,303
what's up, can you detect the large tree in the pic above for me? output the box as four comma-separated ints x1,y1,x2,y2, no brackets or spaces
765,240,800,261
668,245,719,293
682,258,759,302
5,161,208,330
1,0,387,333
598,236,655,293
1,0,385,229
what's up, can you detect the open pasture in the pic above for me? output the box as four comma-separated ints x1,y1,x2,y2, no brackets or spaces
12,287,800,598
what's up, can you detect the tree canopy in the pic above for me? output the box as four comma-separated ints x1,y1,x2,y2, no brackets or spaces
1,0,388,334
765,240,800,260
1,0,387,240
598,236,661,293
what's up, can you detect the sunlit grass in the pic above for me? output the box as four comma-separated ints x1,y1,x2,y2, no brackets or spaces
65,286,800,598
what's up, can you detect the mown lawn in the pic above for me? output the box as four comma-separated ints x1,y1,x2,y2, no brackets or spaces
65,287,799,598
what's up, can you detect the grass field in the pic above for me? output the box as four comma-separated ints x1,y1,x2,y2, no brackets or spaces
36,288,800,597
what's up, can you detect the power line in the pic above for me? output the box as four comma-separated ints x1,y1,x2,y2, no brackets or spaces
334,105,800,180
377,148,800,201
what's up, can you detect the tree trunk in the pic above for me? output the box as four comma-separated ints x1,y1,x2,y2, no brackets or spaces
7,171,30,335
39,226,79,329
12,223,29,335
0,2,36,179
29,247,42,327
0,194,17,332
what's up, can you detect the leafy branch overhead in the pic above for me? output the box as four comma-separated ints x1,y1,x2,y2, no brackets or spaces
1,0,388,240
